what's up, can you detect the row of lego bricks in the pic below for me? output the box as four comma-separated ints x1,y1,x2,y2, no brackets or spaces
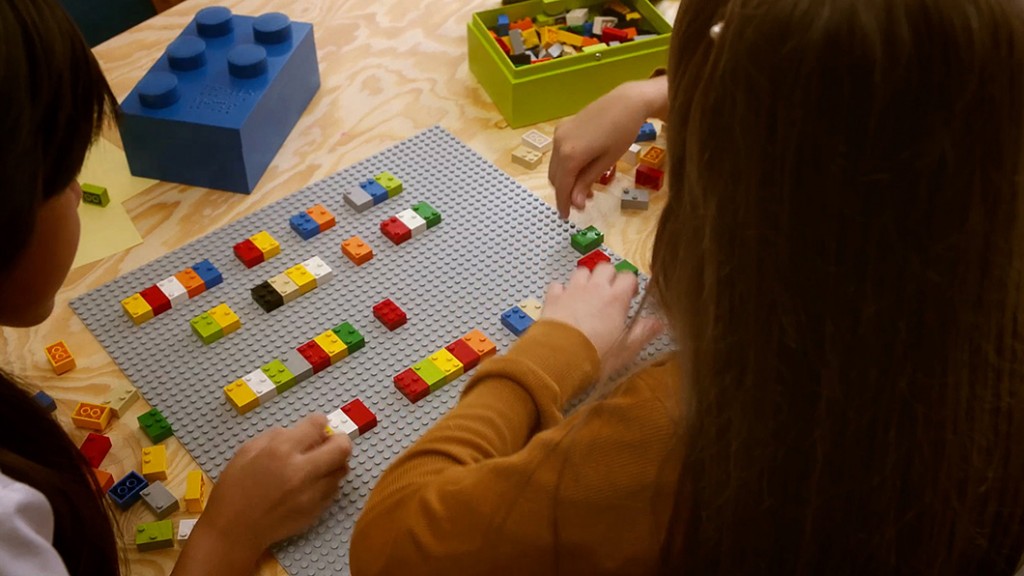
189,302,242,344
378,200,442,245
250,255,333,313
289,203,337,241
342,171,404,213
393,330,498,404
233,230,282,269
223,321,365,414
500,298,544,336
325,398,378,440
120,260,224,325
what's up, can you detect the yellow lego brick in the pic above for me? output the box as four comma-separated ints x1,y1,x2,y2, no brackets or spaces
71,402,112,431
44,340,76,375
541,26,559,46
141,444,168,481
625,11,641,22
121,293,153,325
249,230,281,260
224,379,258,414
517,298,544,321
208,303,242,335
268,273,301,303
429,348,464,385
639,145,666,169
313,331,348,365
184,470,205,513
284,264,316,295
522,27,540,49
557,29,584,47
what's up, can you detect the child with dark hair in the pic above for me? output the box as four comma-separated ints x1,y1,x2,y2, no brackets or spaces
0,1,352,574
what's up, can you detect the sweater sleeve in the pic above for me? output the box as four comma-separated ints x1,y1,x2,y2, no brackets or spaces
350,320,603,575
0,469,70,576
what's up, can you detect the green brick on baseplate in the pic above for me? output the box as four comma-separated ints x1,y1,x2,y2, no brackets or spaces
614,260,639,275
332,322,365,353
81,183,110,207
374,171,403,197
571,225,604,255
135,519,174,552
260,359,297,394
189,313,223,345
412,358,447,393
137,408,173,444
411,201,442,229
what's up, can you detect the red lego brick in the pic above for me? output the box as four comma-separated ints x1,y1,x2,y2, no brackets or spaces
372,298,407,331
79,433,112,468
138,285,171,316
489,31,510,55
296,340,331,374
445,339,481,372
601,26,630,44
341,399,378,434
393,368,429,403
510,17,533,31
380,217,411,245
577,249,612,271
597,165,616,185
233,238,264,269
635,165,665,191
93,469,114,493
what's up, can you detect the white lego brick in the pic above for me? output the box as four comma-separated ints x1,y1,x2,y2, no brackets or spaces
521,130,553,153
177,519,198,541
155,276,188,308
634,34,658,41
301,256,334,286
517,298,544,321
592,16,617,35
326,408,359,440
512,146,543,169
242,369,277,403
395,209,427,237
622,143,642,166
547,42,564,59
566,8,589,27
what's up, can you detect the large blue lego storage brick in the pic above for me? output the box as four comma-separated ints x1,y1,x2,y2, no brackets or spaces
119,7,320,194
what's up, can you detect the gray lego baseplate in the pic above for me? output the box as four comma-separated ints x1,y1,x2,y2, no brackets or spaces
71,126,671,575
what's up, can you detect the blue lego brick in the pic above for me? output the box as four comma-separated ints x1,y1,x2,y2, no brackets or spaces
500,306,534,336
108,471,149,510
118,7,321,194
32,390,56,413
635,122,657,143
191,259,223,289
583,22,594,37
360,179,389,205
496,14,510,37
289,212,320,240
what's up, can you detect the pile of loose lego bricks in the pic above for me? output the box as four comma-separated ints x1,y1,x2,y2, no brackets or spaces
120,260,224,325
490,0,659,67
392,330,498,403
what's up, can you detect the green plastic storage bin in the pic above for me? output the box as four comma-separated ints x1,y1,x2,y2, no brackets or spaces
468,0,672,128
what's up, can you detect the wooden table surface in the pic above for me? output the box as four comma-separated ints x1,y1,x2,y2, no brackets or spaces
1,0,675,573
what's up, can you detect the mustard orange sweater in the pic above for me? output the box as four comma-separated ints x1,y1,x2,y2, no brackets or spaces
350,320,684,575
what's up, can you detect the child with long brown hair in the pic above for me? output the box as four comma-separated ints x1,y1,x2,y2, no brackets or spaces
352,0,1024,574
0,0,352,574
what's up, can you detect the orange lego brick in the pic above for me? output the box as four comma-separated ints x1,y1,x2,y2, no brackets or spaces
461,329,497,362
93,469,115,493
639,145,666,169
510,17,533,31
581,36,599,47
174,268,206,299
305,204,336,233
71,402,112,432
44,341,76,375
341,236,374,266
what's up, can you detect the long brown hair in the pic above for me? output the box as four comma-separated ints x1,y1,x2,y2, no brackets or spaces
0,0,121,573
655,0,1024,573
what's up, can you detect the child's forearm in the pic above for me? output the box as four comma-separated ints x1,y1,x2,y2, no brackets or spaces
634,74,669,121
171,517,263,576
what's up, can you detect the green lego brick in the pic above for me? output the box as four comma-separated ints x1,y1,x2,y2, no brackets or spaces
571,225,604,255
189,313,223,345
137,408,173,444
411,201,442,229
261,359,297,393
412,358,447,393
614,260,639,275
332,322,365,353
374,171,403,197
81,183,110,207
135,519,174,552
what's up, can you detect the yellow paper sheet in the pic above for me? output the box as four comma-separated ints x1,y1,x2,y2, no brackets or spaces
72,138,156,268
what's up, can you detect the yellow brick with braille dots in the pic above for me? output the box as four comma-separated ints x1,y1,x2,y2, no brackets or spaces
284,264,317,294
249,230,281,260
224,380,258,414
141,444,168,481
121,293,153,325
313,331,348,365
429,348,464,385
184,470,205,513
208,303,242,335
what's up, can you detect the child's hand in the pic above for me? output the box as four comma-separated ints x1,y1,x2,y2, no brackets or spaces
549,76,669,219
542,264,663,383
186,414,352,567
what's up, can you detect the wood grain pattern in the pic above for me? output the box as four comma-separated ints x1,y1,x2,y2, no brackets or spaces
1,1,677,573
